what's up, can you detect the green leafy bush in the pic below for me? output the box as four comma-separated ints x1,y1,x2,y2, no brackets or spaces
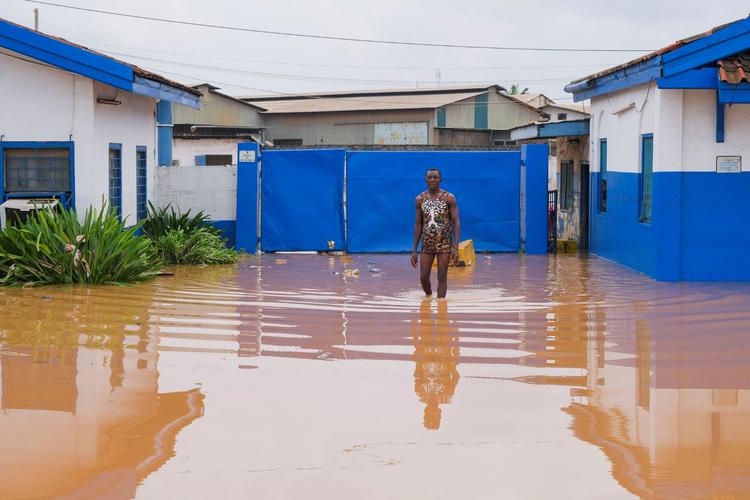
152,227,238,265
144,203,238,265
0,205,160,286
142,202,220,240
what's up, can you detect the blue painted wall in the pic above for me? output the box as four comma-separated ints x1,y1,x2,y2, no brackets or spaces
590,170,750,281
346,151,521,252
156,101,173,167
235,142,259,253
209,220,237,248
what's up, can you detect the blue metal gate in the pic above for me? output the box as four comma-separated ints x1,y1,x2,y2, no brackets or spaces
260,149,345,252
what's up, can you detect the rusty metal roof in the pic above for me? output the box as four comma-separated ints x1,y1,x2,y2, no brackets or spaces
0,17,200,97
252,90,490,114
719,52,750,84
569,20,737,86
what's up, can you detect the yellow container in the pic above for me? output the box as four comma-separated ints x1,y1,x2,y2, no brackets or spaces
433,239,476,267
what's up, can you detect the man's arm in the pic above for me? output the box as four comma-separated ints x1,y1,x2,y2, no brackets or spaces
411,197,423,268
449,194,460,253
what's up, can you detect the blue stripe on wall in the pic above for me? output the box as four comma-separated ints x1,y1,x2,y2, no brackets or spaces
209,220,237,248
590,170,750,281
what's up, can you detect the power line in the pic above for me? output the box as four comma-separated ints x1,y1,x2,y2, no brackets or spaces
105,49,582,86
138,65,581,107
25,0,655,53
82,40,620,72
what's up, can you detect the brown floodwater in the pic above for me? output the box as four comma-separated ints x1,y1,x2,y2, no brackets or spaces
1,253,749,499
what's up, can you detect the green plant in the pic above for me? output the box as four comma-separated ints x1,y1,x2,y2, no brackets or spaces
152,227,238,265
142,202,220,240
0,205,160,286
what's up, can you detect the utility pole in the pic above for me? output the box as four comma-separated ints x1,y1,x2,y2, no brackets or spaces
34,8,39,31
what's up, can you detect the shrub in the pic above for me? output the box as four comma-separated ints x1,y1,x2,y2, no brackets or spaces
0,205,160,286
152,227,238,265
142,202,220,240
144,203,238,265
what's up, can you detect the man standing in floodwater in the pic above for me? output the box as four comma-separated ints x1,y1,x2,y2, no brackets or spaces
410,168,461,298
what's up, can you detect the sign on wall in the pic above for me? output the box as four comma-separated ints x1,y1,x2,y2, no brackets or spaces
239,150,256,163
716,156,742,173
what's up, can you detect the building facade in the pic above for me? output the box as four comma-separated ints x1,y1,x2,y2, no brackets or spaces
0,18,199,225
243,85,542,147
566,16,750,280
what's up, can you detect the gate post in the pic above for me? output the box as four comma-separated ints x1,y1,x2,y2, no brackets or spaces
236,142,260,253
520,144,549,254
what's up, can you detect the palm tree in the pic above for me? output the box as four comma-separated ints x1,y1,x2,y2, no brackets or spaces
508,84,529,95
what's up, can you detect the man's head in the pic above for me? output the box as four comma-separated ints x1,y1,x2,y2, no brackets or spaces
425,168,441,190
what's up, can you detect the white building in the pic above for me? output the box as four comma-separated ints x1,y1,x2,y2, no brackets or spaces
0,18,200,225
566,16,750,280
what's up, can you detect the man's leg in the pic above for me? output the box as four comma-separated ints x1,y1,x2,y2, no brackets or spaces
420,253,435,296
436,253,450,298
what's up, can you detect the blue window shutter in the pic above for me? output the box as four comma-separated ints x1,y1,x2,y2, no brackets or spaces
437,106,446,127
474,94,488,129
194,155,206,166
639,135,654,222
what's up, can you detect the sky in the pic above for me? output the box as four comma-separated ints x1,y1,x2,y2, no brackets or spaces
3,0,750,101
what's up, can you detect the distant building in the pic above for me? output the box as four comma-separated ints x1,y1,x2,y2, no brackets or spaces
242,85,543,147
566,15,750,280
0,17,199,224
172,84,266,166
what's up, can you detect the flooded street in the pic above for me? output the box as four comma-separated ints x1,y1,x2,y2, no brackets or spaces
1,254,750,499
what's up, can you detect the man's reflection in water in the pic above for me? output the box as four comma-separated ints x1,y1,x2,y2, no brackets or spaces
413,298,460,430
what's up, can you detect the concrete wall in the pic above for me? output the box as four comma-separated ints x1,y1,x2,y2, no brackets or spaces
173,138,242,166
0,50,157,224
173,85,264,127
589,83,750,280
154,165,237,244
556,137,589,243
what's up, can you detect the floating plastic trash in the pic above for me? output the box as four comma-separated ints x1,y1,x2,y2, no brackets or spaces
276,258,288,265
369,268,382,273
343,269,360,278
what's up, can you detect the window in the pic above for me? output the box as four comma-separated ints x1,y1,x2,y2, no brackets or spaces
560,161,573,211
108,144,122,220
437,106,446,127
474,93,488,129
599,139,607,213
4,148,71,193
639,135,653,223
557,113,568,121
205,154,233,166
136,146,147,221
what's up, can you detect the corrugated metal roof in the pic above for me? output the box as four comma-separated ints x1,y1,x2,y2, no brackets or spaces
542,102,590,115
569,19,737,86
719,52,750,84
252,91,488,114
241,84,504,102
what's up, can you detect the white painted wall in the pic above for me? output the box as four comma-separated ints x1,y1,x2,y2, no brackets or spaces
591,84,750,174
681,89,750,172
0,50,157,223
173,138,241,166
590,82,657,174
154,165,237,222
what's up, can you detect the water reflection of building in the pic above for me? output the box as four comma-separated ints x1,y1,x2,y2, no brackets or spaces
542,258,750,498
412,299,460,430
0,288,204,499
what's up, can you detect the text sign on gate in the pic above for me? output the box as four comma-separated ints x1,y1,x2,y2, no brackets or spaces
239,150,256,163
716,156,741,173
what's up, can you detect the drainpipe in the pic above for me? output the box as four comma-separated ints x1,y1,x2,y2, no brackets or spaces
156,100,173,166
